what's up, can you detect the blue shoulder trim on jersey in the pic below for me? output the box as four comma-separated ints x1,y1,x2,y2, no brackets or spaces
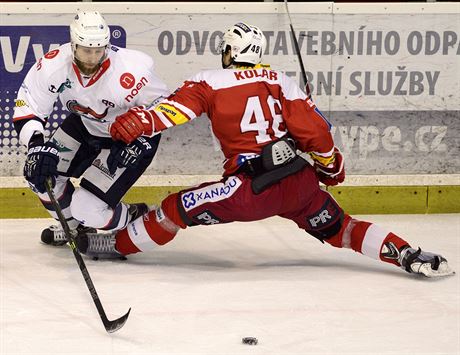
314,107,332,131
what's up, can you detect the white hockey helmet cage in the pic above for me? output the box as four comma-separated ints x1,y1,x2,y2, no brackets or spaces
219,22,266,65
70,11,110,48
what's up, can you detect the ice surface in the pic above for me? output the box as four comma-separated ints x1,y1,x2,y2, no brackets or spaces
1,215,459,355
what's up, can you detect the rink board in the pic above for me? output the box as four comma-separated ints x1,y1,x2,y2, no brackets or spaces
1,184,459,218
0,3,458,217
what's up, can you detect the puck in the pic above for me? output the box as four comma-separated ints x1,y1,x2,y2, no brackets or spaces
242,337,258,345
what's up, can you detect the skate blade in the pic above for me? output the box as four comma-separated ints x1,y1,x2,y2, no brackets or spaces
416,262,456,278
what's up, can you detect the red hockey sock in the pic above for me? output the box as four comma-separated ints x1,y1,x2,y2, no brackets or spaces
326,214,410,266
115,193,186,255
161,193,187,229
116,228,141,255
379,232,410,266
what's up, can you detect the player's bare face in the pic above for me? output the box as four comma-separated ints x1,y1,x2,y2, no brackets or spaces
74,46,106,75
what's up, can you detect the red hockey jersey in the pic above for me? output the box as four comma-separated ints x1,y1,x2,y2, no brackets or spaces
151,65,335,175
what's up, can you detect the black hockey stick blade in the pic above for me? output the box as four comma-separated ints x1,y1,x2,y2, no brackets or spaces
104,307,131,333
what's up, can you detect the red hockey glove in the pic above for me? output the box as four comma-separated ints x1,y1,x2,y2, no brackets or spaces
110,106,154,144
312,147,345,186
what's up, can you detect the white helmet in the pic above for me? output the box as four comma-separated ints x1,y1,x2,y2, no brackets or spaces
70,11,110,48
219,22,266,66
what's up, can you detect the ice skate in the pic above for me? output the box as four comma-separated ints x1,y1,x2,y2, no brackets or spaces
398,245,455,278
75,232,126,260
41,224,96,246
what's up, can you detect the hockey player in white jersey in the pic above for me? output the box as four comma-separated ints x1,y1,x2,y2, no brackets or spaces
13,11,169,245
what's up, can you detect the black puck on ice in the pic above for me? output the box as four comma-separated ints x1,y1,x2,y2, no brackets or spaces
242,337,258,345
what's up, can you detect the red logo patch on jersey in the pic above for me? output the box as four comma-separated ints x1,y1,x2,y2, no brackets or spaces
44,49,59,59
120,73,135,89
124,77,149,103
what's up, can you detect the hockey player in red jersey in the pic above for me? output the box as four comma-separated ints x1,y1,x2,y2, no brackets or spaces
80,22,453,278
13,11,169,245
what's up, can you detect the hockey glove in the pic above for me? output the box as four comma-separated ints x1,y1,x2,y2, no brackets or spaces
24,133,59,193
107,137,153,174
311,147,345,186
110,106,154,144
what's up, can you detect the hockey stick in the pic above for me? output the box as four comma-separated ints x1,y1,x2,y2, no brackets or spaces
284,0,312,99
45,177,131,333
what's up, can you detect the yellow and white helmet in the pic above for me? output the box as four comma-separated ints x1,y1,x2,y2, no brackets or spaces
219,22,266,66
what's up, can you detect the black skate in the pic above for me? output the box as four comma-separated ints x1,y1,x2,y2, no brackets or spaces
41,224,96,246
127,202,149,222
76,232,126,260
398,244,455,278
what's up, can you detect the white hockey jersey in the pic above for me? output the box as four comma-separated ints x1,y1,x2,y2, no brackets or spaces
13,43,169,145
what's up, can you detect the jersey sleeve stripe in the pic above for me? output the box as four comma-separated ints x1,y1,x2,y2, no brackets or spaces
155,103,190,125
310,153,335,167
310,147,335,158
155,110,174,129
309,147,336,166
163,99,197,120
13,114,38,122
